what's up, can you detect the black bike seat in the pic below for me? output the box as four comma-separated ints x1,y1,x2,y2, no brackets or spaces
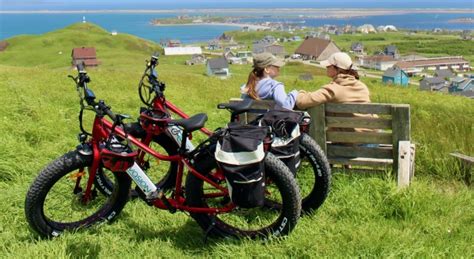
170,113,208,132
217,99,253,114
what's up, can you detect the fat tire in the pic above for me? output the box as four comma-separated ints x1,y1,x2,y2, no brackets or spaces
185,153,301,239
25,151,131,238
298,133,331,213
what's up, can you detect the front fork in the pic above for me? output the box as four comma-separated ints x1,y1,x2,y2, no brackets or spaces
75,141,100,203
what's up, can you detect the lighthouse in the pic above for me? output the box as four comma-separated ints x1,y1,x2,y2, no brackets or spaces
82,16,86,23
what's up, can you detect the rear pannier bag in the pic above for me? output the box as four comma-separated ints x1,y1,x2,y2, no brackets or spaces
260,108,303,175
215,122,268,208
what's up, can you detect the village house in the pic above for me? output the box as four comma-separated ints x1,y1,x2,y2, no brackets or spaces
71,47,100,67
382,66,409,86
218,33,234,43
434,68,455,79
0,41,9,52
294,38,341,61
253,42,285,56
164,46,202,56
166,40,181,48
359,55,398,71
350,42,364,54
449,75,474,93
185,54,207,65
419,77,447,91
207,57,230,77
207,40,220,50
395,56,470,75
461,30,472,40
384,45,400,59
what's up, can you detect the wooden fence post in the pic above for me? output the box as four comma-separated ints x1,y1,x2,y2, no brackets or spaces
398,141,412,188
391,105,410,173
308,104,327,154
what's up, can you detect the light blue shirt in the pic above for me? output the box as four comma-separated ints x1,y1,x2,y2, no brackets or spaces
241,77,298,110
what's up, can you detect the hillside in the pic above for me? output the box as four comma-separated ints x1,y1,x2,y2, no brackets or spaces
0,23,472,257
0,23,162,68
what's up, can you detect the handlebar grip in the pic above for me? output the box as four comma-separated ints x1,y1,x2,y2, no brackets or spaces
97,101,116,122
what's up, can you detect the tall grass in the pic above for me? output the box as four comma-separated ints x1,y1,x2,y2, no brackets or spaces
0,23,472,257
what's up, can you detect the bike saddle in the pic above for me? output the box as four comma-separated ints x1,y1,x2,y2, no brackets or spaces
217,99,253,114
170,113,208,132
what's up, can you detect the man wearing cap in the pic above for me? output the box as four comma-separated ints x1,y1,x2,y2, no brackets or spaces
241,53,298,110
296,52,371,109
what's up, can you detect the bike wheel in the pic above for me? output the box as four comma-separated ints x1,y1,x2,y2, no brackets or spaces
297,133,331,213
185,153,301,239
25,151,131,238
94,126,179,197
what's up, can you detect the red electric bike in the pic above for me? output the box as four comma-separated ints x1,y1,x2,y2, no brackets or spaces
24,64,301,239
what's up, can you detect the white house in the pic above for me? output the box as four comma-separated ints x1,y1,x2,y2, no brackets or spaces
164,47,202,56
207,57,230,78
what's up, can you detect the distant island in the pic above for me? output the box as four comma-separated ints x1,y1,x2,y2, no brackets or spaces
448,17,474,24
150,15,271,30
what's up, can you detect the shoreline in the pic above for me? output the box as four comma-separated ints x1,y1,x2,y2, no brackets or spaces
152,22,270,30
1,8,472,18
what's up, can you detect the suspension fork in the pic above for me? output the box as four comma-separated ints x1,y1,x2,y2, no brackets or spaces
80,142,101,203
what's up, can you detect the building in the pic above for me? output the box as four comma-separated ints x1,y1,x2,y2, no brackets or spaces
294,38,341,61
164,47,202,56
382,67,409,86
0,41,8,52
449,76,474,93
395,56,470,75
359,55,398,71
207,40,220,50
433,69,455,79
167,40,181,47
185,54,207,65
350,42,364,54
236,51,253,63
384,45,400,59
218,33,234,42
207,57,230,77
419,77,447,91
357,24,376,34
71,47,100,67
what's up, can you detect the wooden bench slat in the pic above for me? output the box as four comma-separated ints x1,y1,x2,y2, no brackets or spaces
327,131,393,144
326,116,392,129
450,152,474,163
325,103,402,115
327,144,393,159
328,157,393,166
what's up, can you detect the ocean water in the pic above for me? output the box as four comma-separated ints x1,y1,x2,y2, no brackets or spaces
0,12,472,42
0,13,240,43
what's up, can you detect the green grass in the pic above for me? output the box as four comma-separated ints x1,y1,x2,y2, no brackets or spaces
0,23,473,257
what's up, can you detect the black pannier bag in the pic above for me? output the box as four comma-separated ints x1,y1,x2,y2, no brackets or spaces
260,108,303,175
215,122,268,208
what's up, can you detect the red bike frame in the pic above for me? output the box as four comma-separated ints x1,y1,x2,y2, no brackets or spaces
81,113,234,214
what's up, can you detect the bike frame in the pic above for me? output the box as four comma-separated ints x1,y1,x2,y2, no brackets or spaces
82,113,234,214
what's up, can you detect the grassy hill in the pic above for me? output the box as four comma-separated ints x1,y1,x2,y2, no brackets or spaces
0,23,161,68
0,23,472,257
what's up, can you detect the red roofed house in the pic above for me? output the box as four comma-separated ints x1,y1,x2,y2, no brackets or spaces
71,47,100,67
0,41,9,52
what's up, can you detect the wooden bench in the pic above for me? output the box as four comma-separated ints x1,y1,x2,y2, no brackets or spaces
449,152,473,185
308,103,415,187
229,99,415,187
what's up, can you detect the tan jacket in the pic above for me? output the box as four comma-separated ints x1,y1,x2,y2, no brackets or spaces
296,74,374,133
296,74,371,109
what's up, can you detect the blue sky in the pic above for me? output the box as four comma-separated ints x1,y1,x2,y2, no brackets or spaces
1,0,473,10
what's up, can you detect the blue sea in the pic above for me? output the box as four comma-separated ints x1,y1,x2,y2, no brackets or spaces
0,11,472,43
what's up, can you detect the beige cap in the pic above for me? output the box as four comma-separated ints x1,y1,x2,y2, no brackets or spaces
253,53,285,69
320,52,355,70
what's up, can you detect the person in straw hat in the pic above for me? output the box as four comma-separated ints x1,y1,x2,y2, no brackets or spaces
241,53,298,110
296,52,371,109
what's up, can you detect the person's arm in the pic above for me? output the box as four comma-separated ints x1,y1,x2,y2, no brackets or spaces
272,84,298,110
295,85,335,110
